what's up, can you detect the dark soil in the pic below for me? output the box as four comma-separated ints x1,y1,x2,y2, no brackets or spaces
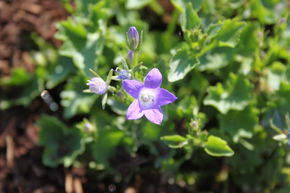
0,0,68,192
0,0,67,77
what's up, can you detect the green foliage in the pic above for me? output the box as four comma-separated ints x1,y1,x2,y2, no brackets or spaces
204,73,253,114
219,106,259,142
2,0,290,191
56,19,105,76
38,115,85,167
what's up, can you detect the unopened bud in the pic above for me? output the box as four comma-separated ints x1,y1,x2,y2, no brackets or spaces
87,77,107,94
127,26,139,50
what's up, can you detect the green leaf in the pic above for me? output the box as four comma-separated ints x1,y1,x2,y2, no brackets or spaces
161,135,188,148
0,76,44,110
170,0,202,12
206,20,245,48
263,83,290,130
215,20,245,47
46,57,76,89
161,135,187,143
0,68,30,86
266,62,290,92
38,115,85,167
56,19,105,76
126,0,152,9
204,136,234,157
107,98,128,115
198,47,236,71
237,23,259,55
204,73,253,114
61,75,98,118
180,3,201,31
142,122,162,141
219,107,259,142
92,128,133,166
168,48,200,82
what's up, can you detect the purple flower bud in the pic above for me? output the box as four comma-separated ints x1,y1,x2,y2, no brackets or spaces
87,77,107,94
127,50,134,65
127,26,139,50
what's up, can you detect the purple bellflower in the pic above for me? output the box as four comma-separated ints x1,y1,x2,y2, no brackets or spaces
87,77,107,94
122,68,177,125
127,26,139,50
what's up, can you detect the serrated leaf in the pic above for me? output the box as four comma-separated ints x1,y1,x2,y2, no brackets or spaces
56,19,105,76
180,3,201,31
168,48,199,82
219,107,259,142
215,20,245,47
206,20,245,48
204,73,253,114
38,115,85,167
204,136,234,157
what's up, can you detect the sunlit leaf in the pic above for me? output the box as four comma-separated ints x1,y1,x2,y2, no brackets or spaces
204,136,234,157
204,73,253,114
168,48,199,82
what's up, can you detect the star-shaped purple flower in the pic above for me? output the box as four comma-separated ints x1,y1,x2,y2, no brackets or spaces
122,68,177,125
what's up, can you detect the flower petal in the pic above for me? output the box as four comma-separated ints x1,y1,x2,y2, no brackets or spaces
144,68,162,88
157,88,177,106
127,100,144,120
144,107,163,125
122,80,143,98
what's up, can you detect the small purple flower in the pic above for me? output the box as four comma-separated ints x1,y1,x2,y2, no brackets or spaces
127,26,139,50
122,68,177,125
115,69,131,80
87,77,107,94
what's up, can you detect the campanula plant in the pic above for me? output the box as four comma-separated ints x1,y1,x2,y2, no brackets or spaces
27,0,290,192
86,26,177,125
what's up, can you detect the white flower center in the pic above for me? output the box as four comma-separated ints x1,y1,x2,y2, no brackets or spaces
139,88,157,109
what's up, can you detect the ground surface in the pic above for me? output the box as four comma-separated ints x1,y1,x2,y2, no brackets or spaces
0,0,68,192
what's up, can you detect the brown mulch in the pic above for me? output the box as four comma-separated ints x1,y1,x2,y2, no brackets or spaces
0,0,67,77
0,0,68,192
